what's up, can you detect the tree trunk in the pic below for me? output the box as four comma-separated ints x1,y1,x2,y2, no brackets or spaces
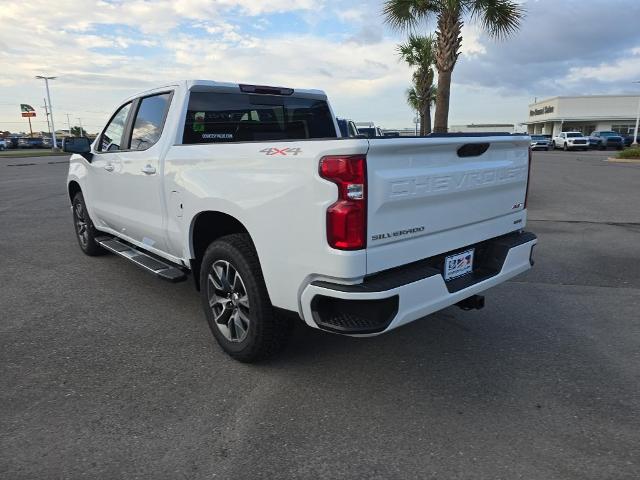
433,69,451,133
424,103,432,135
433,8,462,133
419,112,426,136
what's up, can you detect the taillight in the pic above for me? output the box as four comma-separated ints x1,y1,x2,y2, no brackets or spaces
524,146,532,208
319,155,367,250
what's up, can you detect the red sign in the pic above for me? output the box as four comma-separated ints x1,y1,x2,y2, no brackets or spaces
21,112,36,118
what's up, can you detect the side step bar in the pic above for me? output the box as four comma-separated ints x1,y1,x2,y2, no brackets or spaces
96,236,188,283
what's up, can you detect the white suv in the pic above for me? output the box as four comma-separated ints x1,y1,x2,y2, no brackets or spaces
552,132,589,151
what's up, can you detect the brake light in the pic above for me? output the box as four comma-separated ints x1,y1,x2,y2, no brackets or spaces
319,155,367,250
524,146,532,209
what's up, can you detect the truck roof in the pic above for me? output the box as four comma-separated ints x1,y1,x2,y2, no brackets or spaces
122,80,327,102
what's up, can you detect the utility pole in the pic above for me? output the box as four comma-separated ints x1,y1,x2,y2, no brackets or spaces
66,113,72,136
633,81,640,146
36,76,57,149
77,118,84,137
42,98,51,135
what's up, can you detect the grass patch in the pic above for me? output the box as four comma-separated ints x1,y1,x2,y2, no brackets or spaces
617,147,640,159
0,149,69,158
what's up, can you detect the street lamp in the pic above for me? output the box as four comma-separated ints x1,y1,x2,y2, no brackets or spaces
633,81,640,146
35,76,58,149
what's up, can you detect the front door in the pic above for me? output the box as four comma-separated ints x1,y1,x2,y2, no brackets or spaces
86,101,133,231
108,92,173,253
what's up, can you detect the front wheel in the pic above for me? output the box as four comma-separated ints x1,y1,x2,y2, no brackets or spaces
72,192,106,256
563,143,568,151
200,234,292,362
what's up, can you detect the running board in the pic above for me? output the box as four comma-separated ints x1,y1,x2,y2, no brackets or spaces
96,236,187,283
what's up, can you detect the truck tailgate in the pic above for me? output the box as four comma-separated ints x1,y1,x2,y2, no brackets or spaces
365,136,530,274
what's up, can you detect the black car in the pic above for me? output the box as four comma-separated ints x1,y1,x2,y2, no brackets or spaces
589,131,624,150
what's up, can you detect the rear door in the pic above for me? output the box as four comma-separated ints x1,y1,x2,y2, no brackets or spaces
365,136,530,273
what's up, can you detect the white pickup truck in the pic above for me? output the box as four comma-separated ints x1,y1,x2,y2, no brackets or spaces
65,80,537,362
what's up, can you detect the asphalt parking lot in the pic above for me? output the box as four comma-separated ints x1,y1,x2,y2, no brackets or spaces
1,149,639,479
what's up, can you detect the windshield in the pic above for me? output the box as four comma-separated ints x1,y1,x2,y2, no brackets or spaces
599,131,617,137
566,133,582,138
531,135,546,140
183,91,337,144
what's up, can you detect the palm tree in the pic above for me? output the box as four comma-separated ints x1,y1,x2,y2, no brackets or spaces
398,34,436,135
406,86,422,134
384,0,524,133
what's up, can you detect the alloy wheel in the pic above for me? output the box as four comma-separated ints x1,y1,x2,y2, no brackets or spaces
207,260,251,343
74,201,89,248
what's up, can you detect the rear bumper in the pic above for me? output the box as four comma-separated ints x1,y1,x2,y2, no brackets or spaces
300,231,537,336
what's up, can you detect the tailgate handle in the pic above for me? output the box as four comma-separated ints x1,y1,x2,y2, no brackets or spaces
457,143,489,157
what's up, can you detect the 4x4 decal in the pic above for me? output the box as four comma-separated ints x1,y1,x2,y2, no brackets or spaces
259,147,302,156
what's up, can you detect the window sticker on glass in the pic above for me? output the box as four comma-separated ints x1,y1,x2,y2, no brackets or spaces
193,112,205,132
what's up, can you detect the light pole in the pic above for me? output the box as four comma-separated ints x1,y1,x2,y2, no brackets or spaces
633,81,640,146
66,113,72,136
36,76,57,149
77,118,84,137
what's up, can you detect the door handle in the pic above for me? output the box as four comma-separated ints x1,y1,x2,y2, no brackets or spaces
141,164,156,175
104,164,114,172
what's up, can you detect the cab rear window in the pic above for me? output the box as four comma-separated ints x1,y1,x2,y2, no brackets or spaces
182,92,337,144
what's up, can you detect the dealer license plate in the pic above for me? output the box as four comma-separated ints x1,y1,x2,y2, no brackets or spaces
444,249,474,281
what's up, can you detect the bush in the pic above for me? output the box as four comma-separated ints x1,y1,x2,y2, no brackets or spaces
617,147,640,159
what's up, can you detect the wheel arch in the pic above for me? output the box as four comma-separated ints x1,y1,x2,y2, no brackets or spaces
189,211,254,291
68,180,81,204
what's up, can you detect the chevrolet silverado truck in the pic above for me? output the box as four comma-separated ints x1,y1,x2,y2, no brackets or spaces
64,80,537,362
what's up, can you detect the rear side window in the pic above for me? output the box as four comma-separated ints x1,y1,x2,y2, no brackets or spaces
130,93,172,151
99,102,132,152
182,92,337,144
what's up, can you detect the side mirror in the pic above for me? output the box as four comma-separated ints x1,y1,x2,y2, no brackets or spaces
63,137,93,161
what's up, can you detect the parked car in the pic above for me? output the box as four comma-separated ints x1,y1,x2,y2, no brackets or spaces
589,131,624,150
622,133,639,147
64,79,536,362
530,134,551,151
552,132,589,151
4,136,19,149
17,136,44,148
357,126,383,138
42,136,65,148
0,139,7,150
336,118,359,138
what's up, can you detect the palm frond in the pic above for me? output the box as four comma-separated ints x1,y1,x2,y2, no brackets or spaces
469,0,524,39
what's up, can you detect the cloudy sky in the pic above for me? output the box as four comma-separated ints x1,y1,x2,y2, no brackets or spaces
0,0,639,134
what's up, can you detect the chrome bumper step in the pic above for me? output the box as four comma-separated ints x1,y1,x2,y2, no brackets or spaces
96,236,187,283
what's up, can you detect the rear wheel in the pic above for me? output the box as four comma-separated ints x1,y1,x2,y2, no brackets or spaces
200,234,292,362
72,192,106,256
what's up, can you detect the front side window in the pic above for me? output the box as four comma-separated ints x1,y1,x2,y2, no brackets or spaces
100,102,132,152
130,93,172,151
182,91,337,144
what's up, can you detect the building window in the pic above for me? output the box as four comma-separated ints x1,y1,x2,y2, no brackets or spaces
611,124,635,134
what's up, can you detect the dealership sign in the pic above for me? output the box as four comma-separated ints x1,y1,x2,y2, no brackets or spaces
529,105,554,117
20,104,36,117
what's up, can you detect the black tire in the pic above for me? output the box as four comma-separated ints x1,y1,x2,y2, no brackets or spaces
552,141,556,149
72,192,106,256
200,233,292,362
563,143,568,151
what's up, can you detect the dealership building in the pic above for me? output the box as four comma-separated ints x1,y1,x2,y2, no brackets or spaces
524,95,640,136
